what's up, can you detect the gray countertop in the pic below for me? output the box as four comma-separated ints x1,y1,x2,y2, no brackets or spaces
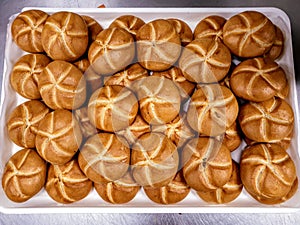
1,0,300,224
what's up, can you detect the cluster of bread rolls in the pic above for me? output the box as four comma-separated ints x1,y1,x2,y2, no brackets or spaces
2,9,297,206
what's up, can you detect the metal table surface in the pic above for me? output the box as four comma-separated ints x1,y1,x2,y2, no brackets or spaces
0,0,300,224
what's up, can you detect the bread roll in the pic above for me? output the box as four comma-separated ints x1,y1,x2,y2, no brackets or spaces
35,109,82,165
144,170,190,204
94,171,140,204
10,54,51,99
187,84,239,136
136,19,181,71
7,100,50,148
238,97,294,142
41,11,88,61
78,133,130,184
88,85,138,132
240,143,297,203
37,60,86,110
230,57,287,102
73,58,90,73
11,10,48,53
264,25,284,60
194,15,226,42
182,137,232,192
74,106,98,139
131,133,179,187
167,18,193,46
179,38,231,83
223,11,276,58
2,149,47,202
45,159,92,204
81,15,103,43
88,27,135,75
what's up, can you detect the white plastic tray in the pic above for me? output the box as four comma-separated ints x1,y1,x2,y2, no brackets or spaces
0,7,299,214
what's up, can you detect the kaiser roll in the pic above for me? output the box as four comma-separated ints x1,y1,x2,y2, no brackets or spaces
81,15,103,43
167,18,193,46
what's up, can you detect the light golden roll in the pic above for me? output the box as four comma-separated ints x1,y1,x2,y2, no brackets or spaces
78,133,130,184
7,100,50,148
37,60,86,110
109,15,145,39
167,18,193,46
182,137,232,192
143,170,190,204
35,109,82,165
240,143,297,203
264,25,284,60
2,149,47,203
81,15,103,43
179,38,231,83
45,159,92,204
88,27,135,75
10,54,51,99
41,11,88,61
230,57,287,102
194,15,226,42
94,170,140,204
131,133,179,187
238,97,294,142
197,161,242,204
88,85,138,132
134,76,181,125
187,84,239,137
223,11,276,58
11,10,48,53
136,19,181,71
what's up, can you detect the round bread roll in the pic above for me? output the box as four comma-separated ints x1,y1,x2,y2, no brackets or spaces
11,10,48,53
88,27,135,75
182,137,232,192
116,114,151,146
240,143,297,202
136,19,181,71
74,106,98,139
41,11,88,61
194,15,226,42
78,133,130,184
94,170,140,204
179,38,231,83
7,100,50,148
131,133,179,187
152,67,196,102
196,161,243,204
187,84,239,136
223,11,276,58
81,15,103,43
264,25,284,60
134,76,181,125
230,57,287,102
73,58,90,73
143,170,190,204
104,63,149,89
152,114,196,149
35,109,82,165
167,18,193,46
10,54,51,99
45,159,92,204
109,15,145,39
88,85,138,132
2,149,47,203
37,60,86,110
238,97,294,142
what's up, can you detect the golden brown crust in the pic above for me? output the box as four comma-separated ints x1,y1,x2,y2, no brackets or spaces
7,100,50,148
45,159,92,204
10,54,51,99
230,57,287,102
131,133,179,187
73,58,90,73
264,25,284,60
78,133,130,184
223,11,276,58
179,38,231,83
81,15,103,43
167,18,193,46
136,19,181,71
182,137,232,192
2,149,47,203
35,109,82,165
11,10,48,53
